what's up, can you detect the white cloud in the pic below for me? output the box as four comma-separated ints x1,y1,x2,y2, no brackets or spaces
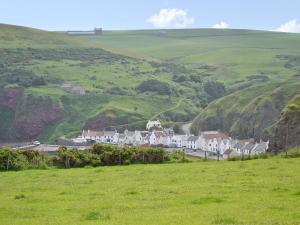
146,8,194,28
274,19,300,33
212,21,229,29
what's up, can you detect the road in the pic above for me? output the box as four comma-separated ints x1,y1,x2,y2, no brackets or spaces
31,144,88,152
181,122,192,135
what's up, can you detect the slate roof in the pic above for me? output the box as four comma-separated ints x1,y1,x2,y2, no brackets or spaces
187,136,199,142
103,131,116,136
234,142,244,149
253,142,268,152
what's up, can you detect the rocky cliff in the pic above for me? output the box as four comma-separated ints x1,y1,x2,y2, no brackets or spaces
0,87,63,141
269,95,300,153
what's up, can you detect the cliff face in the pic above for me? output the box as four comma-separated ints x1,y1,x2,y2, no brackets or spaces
191,82,300,141
269,96,300,153
0,87,64,141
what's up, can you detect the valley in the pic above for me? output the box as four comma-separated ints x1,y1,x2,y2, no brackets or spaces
0,24,300,146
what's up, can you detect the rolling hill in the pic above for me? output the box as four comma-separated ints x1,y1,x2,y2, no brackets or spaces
1,24,300,143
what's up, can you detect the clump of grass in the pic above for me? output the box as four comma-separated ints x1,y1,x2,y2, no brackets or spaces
84,211,111,220
125,190,139,195
268,166,278,170
272,187,289,192
94,168,104,173
293,191,300,196
191,197,224,205
14,194,26,200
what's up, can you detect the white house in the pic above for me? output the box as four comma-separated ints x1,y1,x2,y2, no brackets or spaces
123,130,144,146
187,136,200,149
251,141,268,155
113,133,126,145
81,130,104,141
148,131,170,146
198,132,229,153
171,135,189,148
146,120,162,130
101,131,116,143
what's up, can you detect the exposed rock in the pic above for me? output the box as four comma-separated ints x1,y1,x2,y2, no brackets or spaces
62,84,85,95
269,96,300,153
0,88,64,141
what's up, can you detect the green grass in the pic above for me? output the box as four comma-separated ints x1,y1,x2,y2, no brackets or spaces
284,95,300,114
1,24,300,142
0,157,299,225
83,29,300,84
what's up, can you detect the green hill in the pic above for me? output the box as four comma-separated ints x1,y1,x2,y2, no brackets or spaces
1,24,300,143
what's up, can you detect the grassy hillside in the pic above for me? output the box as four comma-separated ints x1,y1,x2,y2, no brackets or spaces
191,80,300,139
83,29,300,85
0,24,202,142
1,24,300,142
82,29,300,140
0,158,299,225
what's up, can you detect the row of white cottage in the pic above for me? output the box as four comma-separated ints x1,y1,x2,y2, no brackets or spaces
76,130,268,157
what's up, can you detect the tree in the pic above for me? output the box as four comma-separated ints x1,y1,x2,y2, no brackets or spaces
57,146,81,168
22,149,45,168
204,80,226,102
0,148,29,171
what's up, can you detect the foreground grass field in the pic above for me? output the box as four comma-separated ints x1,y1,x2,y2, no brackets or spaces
0,158,299,225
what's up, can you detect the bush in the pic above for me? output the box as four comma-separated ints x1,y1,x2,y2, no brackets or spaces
204,80,226,102
1,145,168,171
136,79,172,95
0,148,29,171
21,149,48,169
168,151,190,163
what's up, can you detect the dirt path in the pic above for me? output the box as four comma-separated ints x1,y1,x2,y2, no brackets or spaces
181,122,192,135
150,98,184,121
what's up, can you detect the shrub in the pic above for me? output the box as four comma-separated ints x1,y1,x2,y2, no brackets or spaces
21,149,47,169
0,148,29,171
14,194,26,200
204,80,226,102
57,146,83,168
136,79,172,95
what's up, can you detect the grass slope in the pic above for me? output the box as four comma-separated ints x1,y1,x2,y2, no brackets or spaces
1,25,300,142
82,29,300,84
0,158,299,225
191,80,300,139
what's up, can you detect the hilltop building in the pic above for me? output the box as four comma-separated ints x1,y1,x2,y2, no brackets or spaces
66,28,102,36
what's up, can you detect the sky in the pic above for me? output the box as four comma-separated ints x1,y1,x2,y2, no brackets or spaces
1,0,300,32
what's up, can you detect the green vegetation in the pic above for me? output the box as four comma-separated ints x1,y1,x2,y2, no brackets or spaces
0,145,168,171
191,80,300,140
0,156,299,224
1,24,300,142
284,95,300,114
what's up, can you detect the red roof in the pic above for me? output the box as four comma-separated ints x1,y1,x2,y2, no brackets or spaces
82,130,104,137
239,139,255,144
202,133,228,139
223,149,233,155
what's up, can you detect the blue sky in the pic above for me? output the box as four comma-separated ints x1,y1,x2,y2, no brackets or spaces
1,0,300,32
